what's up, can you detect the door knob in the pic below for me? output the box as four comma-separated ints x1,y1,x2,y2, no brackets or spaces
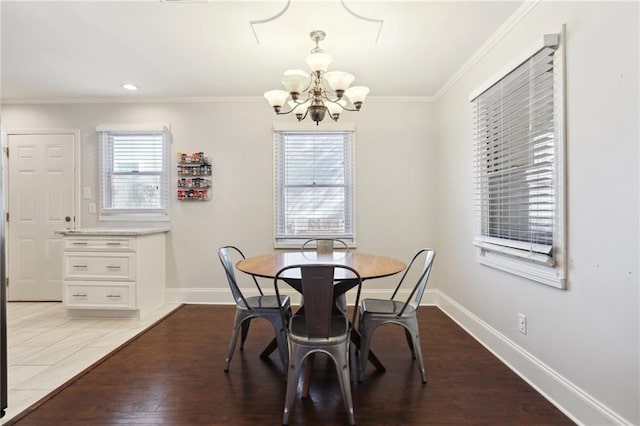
65,216,71,222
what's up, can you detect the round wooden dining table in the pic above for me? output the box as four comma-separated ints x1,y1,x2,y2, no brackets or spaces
236,251,407,373
236,251,406,281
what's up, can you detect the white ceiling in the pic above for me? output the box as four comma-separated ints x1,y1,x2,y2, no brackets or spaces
1,1,524,102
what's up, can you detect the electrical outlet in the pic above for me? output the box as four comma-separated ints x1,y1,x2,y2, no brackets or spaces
83,187,92,200
89,203,96,214
518,313,527,335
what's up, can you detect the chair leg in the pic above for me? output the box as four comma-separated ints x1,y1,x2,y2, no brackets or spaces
240,319,251,351
224,316,242,372
301,353,316,398
271,318,289,371
407,321,426,384
283,346,303,425
358,320,373,382
333,344,355,425
349,342,358,383
405,328,416,359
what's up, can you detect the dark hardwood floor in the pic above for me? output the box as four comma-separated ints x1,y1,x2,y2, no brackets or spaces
7,304,575,425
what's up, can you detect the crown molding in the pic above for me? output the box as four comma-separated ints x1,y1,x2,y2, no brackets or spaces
1,95,435,105
1,96,263,105
432,0,541,101
367,96,435,103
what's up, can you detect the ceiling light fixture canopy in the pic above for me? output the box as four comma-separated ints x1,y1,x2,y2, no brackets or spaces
264,30,369,125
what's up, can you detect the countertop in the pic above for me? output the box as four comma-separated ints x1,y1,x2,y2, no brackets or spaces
56,227,170,236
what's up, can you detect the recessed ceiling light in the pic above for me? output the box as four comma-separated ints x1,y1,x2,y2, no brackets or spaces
121,83,139,91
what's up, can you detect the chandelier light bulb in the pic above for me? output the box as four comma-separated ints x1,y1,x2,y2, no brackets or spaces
289,100,311,120
281,70,310,98
344,86,370,108
305,52,333,73
326,99,347,119
324,71,355,94
264,90,289,111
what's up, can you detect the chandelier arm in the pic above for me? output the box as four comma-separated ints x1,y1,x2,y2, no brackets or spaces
321,96,360,112
338,106,359,112
295,91,313,105
275,92,313,115
275,108,298,116
318,79,333,95
299,76,315,95
299,107,310,121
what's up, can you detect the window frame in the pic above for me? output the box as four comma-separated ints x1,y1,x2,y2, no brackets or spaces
273,126,356,248
97,124,171,222
470,31,566,289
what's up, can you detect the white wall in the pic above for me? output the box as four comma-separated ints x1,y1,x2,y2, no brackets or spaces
433,1,639,424
1,99,436,299
3,1,638,424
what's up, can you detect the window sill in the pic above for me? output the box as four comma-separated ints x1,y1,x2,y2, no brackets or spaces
477,249,566,289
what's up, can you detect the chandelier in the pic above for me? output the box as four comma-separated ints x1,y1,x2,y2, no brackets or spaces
264,30,370,125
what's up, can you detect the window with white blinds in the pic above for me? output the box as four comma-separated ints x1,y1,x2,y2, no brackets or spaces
274,131,354,244
98,126,170,220
471,33,565,287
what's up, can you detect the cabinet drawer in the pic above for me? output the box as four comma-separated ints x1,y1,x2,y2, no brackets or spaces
65,283,134,309
64,237,134,252
64,253,135,281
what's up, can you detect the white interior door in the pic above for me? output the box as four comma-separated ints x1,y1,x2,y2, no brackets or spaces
7,132,76,301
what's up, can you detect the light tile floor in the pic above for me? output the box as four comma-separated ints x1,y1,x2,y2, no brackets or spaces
1,302,180,424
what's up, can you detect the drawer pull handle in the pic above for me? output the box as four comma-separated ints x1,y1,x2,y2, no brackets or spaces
72,265,88,268
106,242,122,246
106,294,121,298
106,265,121,270
73,293,88,297
72,242,88,245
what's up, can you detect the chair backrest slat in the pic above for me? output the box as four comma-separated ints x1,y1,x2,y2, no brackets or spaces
301,266,335,337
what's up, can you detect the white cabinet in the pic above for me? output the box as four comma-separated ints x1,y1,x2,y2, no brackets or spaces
61,229,167,318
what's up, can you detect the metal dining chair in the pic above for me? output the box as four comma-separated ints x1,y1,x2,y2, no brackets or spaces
274,264,363,426
218,245,291,372
358,248,436,383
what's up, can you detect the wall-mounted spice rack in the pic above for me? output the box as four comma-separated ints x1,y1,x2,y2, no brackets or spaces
177,151,212,201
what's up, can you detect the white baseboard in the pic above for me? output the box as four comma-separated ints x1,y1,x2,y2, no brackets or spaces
164,286,629,425
434,290,631,426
